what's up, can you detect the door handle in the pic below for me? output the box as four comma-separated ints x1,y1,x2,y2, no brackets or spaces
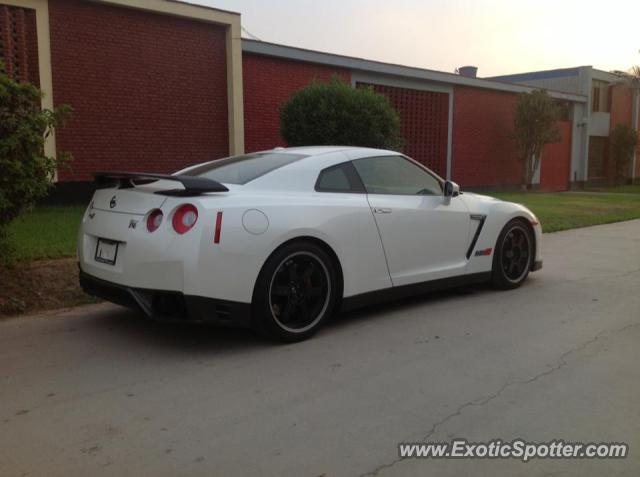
373,207,392,214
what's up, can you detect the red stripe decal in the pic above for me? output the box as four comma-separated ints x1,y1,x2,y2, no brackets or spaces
214,211,223,244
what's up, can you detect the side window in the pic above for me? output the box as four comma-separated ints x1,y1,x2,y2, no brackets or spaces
315,162,365,193
352,155,442,195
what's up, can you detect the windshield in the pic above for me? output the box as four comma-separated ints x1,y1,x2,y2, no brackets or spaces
181,152,307,185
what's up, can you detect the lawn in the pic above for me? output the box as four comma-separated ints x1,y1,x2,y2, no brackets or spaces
489,190,640,233
7,205,85,262
2,206,91,317
584,184,640,194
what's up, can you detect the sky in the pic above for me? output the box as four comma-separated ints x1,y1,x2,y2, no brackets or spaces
194,0,640,77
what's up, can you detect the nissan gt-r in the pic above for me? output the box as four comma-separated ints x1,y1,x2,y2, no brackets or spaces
78,146,542,341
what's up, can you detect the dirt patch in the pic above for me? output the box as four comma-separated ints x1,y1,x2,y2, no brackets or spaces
0,257,99,318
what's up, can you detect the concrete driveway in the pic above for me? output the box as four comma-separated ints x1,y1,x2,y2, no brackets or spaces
1,220,639,477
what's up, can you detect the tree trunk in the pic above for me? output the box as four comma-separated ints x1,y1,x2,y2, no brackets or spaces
525,155,534,187
521,151,532,190
523,153,540,190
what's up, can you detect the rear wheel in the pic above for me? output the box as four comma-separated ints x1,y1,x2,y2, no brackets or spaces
491,219,533,290
252,241,339,342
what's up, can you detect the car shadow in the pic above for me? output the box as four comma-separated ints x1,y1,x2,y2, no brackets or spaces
86,307,269,353
332,282,496,330
84,279,533,351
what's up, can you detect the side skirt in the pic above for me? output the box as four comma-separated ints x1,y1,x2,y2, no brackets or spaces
340,272,492,313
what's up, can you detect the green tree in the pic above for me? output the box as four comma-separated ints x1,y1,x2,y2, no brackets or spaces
0,62,71,264
511,90,561,190
280,76,402,150
609,124,638,185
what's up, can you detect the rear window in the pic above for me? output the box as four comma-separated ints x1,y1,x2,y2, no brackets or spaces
181,152,307,185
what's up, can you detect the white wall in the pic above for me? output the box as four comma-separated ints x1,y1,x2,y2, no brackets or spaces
589,112,611,137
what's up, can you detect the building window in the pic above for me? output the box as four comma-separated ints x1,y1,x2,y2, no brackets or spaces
555,101,570,121
591,81,609,113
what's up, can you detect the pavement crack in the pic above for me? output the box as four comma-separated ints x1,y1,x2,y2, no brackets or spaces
359,321,640,477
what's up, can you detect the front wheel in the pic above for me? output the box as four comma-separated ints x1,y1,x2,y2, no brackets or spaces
491,219,533,290
252,241,339,342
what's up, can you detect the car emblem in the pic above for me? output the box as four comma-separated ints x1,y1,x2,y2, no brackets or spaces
128,220,138,229
88,212,96,219
109,196,117,209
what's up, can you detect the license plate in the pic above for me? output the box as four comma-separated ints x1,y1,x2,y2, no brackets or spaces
95,239,119,265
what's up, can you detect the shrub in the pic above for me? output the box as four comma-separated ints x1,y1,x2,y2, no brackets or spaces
0,62,71,265
609,124,638,185
280,76,402,150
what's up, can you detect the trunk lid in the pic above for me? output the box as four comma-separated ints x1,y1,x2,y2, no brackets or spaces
91,184,170,215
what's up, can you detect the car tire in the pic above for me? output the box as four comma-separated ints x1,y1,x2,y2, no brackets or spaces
491,218,534,290
252,241,340,342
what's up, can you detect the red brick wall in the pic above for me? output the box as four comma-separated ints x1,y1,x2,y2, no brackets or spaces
49,0,229,181
360,83,449,177
451,86,521,187
608,85,637,183
242,53,350,153
609,85,633,129
0,4,39,85
540,121,571,191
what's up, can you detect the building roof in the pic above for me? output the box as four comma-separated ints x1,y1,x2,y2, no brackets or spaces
167,0,240,16
488,67,583,82
489,66,628,85
242,39,587,103
592,69,627,83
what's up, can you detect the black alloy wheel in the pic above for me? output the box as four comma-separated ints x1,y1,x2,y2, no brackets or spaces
269,252,330,333
253,242,339,342
492,219,533,289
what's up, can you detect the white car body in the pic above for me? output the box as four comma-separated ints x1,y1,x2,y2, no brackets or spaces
78,146,542,332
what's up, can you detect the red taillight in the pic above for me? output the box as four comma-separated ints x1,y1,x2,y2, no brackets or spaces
214,211,223,244
172,204,198,234
147,209,163,232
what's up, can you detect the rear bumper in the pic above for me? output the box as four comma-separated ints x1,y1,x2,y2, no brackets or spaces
79,270,251,327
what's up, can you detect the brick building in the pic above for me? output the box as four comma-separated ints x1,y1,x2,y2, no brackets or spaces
1,0,244,198
491,67,640,186
1,0,636,198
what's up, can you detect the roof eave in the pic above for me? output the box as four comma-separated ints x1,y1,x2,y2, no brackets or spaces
242,39,587,103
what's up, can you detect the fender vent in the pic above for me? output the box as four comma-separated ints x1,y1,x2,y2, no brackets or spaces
466,214,487,259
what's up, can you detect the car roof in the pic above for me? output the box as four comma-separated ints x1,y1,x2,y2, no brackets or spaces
269,146,370,156
240,146,398,192
268,146,398,163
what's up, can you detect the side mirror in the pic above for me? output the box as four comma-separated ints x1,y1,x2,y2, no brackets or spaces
444,180,460,198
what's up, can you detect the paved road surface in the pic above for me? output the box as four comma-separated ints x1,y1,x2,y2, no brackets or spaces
1,220,639,476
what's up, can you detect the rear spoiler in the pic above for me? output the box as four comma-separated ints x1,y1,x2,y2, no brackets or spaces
94,171,229,196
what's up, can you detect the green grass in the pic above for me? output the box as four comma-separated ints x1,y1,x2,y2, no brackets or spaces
6,205,85,262
585,184,640,194
489,190,640,233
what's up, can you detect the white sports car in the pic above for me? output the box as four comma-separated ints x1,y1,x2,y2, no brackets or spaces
78,146,542,341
